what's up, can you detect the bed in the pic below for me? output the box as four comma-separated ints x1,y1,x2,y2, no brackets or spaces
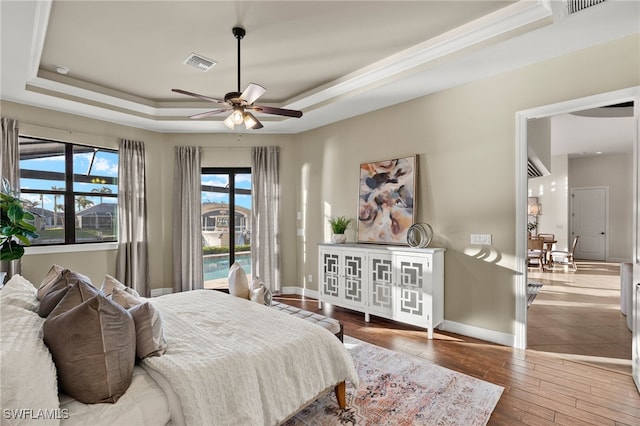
0,273,358,426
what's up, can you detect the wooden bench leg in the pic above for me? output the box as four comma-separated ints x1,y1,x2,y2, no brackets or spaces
334,381,346,409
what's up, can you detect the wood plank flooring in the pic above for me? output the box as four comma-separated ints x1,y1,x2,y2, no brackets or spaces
273,289,640,425
528,261,631,375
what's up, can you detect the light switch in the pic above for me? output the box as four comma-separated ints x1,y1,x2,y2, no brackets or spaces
471,234,492,245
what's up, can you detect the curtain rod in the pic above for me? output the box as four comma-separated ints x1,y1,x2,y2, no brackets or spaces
200,145,283,151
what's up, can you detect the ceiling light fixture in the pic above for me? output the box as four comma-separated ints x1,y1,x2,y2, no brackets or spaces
55,65,69,75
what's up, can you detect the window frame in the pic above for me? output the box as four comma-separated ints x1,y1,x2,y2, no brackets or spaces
18,136,119,246
201,167,251,268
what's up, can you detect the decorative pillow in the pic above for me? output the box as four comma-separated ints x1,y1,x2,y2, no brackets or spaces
111,287,144,309
37,264,67,300
0,274,39,312
250,277,262,292
38,270,95,318
100,274,141,298
263,287,273,306
228,262,249,299
47,280,100,319
43,293,136,404
250,286,266,304
128,302,167,359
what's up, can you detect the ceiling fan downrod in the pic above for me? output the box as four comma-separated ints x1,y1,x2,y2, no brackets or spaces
232,27,245,93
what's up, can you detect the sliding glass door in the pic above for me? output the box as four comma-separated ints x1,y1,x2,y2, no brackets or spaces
201,168,251,289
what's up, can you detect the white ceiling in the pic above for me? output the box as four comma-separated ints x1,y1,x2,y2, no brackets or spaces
0,0,638,155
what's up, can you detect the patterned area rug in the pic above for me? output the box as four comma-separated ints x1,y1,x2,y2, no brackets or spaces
285,336,503,425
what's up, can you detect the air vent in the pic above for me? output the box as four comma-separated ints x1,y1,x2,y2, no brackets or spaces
183,53,217,72
567,0,606,15
528,159,544,178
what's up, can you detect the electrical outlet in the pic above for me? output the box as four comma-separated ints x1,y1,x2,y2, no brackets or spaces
307,274,312,283
470,234,492,245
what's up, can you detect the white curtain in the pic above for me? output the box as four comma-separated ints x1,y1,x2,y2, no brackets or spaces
116,139,150,297
173,146,203,292
1,118,21,279
1,118,20,189
251,146,281,294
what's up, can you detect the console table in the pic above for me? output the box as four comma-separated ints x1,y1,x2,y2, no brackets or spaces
318,243,445,339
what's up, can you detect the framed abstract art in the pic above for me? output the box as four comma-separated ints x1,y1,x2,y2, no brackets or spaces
357,155,416,245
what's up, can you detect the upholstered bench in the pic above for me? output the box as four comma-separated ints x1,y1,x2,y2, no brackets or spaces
271,301,343,342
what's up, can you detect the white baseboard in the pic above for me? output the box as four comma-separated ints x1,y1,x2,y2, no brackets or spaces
280,286,319,299
150,288,174,297
441,320,515,347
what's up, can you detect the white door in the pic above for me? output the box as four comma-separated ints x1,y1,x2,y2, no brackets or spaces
571,188,606,260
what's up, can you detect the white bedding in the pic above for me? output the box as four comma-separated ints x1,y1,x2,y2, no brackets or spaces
60,366,170,426
142,290,358,426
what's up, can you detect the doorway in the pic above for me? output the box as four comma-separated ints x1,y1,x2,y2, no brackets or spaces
514,87,639,353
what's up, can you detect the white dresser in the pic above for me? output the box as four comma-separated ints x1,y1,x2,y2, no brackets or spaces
318,243,445,338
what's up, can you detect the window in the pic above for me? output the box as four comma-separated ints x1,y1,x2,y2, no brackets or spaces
18,137,119,245
201,168,251,290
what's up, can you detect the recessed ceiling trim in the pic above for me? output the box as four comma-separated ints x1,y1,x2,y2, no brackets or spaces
26,0,52,80
287,0,552,111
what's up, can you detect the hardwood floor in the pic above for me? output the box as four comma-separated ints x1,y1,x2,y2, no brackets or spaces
528,261,631,375
273,288,640,425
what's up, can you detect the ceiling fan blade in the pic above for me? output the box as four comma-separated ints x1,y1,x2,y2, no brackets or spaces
172,89,225,104
239,83,266,105
248,105,303,118
190,108,230,119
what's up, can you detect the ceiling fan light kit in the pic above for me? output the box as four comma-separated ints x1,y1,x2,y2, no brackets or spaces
173,26,302,130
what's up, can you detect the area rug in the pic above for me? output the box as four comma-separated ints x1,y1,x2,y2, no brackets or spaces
527,281,543,307
285,336,503,425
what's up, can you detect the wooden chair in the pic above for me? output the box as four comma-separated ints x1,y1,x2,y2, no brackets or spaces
550,236,579,271
527,238,545,271
537,233,555,263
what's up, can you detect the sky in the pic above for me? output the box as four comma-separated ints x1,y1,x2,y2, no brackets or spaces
19,150,119,212
201,173,252,209
19,150,252,211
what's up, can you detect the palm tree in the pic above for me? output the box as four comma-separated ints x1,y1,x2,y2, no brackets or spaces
91,186,112,205
76,196,94,211
51,185,63,227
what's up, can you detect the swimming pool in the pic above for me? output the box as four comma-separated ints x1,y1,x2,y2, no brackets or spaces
203,252,252,280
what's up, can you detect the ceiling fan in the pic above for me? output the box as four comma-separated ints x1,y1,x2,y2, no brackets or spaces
172,27,303,130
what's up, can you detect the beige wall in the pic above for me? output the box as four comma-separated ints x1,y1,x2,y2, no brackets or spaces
4,33,638,341
569,153,634,261
295,34,639,336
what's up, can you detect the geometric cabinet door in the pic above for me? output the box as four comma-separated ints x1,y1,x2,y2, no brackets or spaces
319,249,340,305
395,254,431,326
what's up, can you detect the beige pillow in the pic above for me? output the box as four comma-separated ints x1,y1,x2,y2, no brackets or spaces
228,262,249,299
43,293,135,404
250,286,266,304
101,274,141,298
38,270,94,318
129,302,167,359
37,264,67,300
111,287,144,309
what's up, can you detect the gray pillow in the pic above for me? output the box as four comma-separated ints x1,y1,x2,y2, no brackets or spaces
38,270,94,318
129,302,167,359
43,293,135,404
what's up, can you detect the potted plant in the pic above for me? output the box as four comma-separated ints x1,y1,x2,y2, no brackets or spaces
328,216,352,244
527,221,537,237
1,178,38,283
